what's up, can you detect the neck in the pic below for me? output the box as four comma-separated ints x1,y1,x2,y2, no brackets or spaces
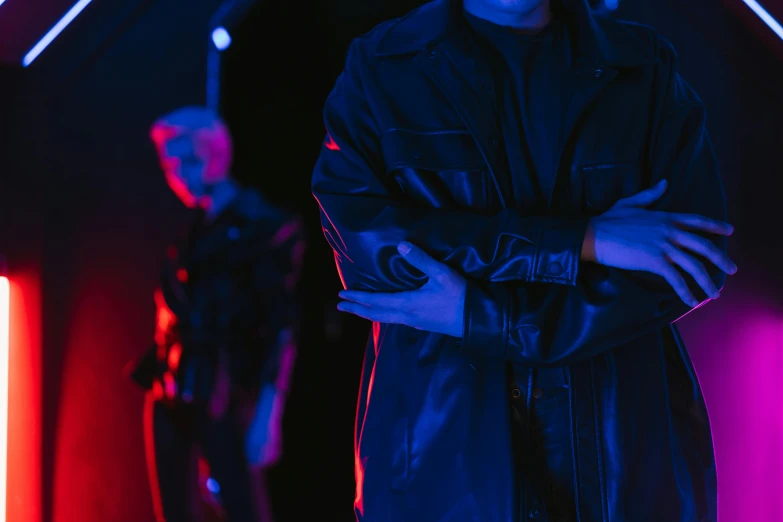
463,0,552,31
203,177,240,221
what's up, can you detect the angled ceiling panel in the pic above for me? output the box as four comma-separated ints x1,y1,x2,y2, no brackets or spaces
0,0,92,65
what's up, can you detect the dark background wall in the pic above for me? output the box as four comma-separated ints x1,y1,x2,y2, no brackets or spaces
0,0,780,521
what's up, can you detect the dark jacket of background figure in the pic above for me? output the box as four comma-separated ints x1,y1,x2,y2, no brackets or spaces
130,190,304,406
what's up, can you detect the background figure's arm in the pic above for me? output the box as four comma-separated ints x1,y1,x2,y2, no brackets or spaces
245,215,305,467
462,53,728,366
312,42,588,292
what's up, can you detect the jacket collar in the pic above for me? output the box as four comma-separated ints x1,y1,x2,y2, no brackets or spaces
375,0,659,68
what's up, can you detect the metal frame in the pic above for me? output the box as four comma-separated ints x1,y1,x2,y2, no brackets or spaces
206,0,260,113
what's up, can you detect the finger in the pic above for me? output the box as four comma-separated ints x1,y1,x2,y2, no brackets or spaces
670,231,738,274
398,242,448,279
668,214,734,236
336,301,414,326
339,289,408,309
665,248,719,300
612,179,667,209
655,263,699,307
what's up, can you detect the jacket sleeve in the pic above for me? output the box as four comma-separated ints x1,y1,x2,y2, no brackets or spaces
257,216,305,392
312,43,589,293
461,54,728,367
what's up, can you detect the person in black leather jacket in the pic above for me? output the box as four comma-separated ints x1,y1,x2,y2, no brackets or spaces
312,0,737,521
129,106,304,521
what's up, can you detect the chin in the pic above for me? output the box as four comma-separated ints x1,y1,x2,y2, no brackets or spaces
493,0,549,12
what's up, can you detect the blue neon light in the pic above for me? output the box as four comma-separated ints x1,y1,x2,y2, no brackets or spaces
743,0,783,41
22,0,93,67
211,26,232,51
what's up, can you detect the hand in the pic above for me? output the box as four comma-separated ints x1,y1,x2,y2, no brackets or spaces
245,385,283,469
583,179,737,307
337,242,467,337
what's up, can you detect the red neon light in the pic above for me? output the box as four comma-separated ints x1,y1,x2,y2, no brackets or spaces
5,271,42,522
0,276,9,522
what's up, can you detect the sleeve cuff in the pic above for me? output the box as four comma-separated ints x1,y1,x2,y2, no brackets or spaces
459,280,509,359
530,217,590,285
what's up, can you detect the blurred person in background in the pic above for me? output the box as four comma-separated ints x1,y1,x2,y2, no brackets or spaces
128,106,305,522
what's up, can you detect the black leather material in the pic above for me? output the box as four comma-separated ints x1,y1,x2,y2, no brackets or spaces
129,191,303,400
312,1,726,520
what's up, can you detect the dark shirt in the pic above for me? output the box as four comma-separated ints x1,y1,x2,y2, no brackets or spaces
464,10,572,205
464,12,572,388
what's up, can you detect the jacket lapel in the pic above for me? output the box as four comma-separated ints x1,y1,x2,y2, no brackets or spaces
376,0,661,211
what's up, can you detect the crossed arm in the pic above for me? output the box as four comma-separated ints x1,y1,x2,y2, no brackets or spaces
313,56,733,367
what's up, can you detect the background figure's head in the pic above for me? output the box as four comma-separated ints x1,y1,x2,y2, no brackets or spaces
150,106,233,208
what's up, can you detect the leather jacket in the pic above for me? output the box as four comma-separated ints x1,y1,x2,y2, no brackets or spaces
130,190,304,405
312,0,727,520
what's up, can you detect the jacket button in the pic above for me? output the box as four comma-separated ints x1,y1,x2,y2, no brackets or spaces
428,48,438,58
594,68,604,78
528,508,540,519
511,388,521,399
547,262,563,275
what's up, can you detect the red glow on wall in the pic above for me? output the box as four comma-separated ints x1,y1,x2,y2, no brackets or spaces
52,268,156,521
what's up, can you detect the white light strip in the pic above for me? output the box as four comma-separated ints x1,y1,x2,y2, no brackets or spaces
22,0,93,67
743,0,783,41
0,276,9,522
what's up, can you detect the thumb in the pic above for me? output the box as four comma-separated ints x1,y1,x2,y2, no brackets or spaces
612,179,667,209
398,242,447,279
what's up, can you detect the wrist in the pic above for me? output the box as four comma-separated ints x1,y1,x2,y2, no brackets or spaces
581,219,597,262
458,280,508,359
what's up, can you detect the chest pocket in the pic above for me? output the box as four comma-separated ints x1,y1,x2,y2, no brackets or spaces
581,162,644,214
381,129,497,211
